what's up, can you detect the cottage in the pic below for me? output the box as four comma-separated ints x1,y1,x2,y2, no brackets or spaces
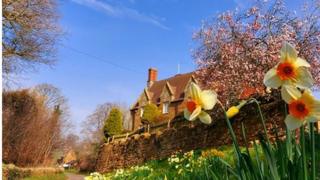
130,68,196,130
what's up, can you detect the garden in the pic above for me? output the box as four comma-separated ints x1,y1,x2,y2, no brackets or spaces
86,43,320,179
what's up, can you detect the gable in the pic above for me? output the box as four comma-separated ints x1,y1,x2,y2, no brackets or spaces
131,72,195,110
160,82,174,102
183,76,197,100
139,90,150,107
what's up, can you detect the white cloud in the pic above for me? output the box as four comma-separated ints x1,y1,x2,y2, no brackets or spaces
71,0,170,30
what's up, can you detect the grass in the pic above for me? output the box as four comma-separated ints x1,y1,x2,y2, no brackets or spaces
22,173,66,180
85,131,320,180
87,146,261,179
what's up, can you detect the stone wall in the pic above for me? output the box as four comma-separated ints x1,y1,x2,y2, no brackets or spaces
95,97,286,173
131,100,187,131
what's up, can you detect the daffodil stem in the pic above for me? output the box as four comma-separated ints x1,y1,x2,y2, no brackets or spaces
217,101,243,168
251,98,271,146
300,126,308,180
237,100,247,109
310,123,315,180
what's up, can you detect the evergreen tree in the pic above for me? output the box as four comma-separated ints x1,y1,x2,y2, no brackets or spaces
142,103,161,123
103,108,123,137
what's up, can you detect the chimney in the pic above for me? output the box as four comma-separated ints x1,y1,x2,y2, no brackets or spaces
147,68,157,87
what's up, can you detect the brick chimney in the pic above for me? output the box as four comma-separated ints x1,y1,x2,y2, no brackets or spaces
147,68,157,87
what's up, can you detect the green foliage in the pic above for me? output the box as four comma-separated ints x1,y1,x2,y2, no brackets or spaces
142,103,161,123
104,108,123,136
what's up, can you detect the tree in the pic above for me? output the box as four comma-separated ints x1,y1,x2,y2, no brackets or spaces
82,103,117,143
63,133,80,152
33,84,67,110
103,108,123,137
33,83,70,124
82,102,131,143
142,103,161,124
2,89,65,166
79,103,130,171
2,0,61,81
193,0,320,105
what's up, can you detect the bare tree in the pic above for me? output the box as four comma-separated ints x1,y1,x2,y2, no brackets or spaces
33,84,69,113
2,0,61,81
82,103,117,143
63,133,80,151
3,89,65,166
33,83,71,134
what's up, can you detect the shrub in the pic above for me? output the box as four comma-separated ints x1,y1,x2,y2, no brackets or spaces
103,108,123,136
142,103,161,124
154,113,170,123
2,164,64,180
78,155,96,173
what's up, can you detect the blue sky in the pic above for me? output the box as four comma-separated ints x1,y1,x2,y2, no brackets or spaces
19,0,318,133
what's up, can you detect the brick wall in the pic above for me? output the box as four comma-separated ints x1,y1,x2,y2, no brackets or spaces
96,98,286,173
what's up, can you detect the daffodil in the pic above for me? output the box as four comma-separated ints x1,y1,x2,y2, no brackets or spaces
184,82,217,124
226,100,247,119
263,42,314,92
282,88,320,130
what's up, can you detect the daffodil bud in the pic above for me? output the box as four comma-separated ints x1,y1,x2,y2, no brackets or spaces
226,106,239,118
226,100,247,118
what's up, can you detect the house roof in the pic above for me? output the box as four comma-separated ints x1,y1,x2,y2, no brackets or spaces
132,72,194,109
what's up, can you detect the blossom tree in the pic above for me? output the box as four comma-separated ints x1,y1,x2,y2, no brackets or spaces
193,0,320,105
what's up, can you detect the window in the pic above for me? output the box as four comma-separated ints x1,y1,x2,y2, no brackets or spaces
140,108,144,117
163,102,169,114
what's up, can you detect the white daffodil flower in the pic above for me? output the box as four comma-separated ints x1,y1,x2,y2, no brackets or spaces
184,82,217,124
263,42,314,93
283,89,320,130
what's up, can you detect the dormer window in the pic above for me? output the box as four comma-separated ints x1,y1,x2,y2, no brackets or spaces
163,102,169,114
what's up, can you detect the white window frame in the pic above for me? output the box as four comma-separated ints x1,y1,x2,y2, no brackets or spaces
140,108,144,117
163,102,169,114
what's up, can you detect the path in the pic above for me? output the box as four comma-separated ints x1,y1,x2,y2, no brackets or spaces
66,173,85,180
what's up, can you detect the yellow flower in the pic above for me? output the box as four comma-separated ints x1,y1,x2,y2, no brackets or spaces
226,100,247,118
226,106,239,118
263,42,314,97
282,88,320,130
184,82,217,124
201,149,225,158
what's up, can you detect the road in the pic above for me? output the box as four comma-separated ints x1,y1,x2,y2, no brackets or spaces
66,173,85,180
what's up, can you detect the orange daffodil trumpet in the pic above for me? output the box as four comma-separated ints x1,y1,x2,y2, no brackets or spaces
282,88,320,130
263,42,314,98
184,82,217,124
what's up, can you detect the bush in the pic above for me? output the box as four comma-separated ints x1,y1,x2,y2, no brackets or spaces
154,113,170,123
2,164,64,180
142,103,160,124
103,108,123,136
78,155,96,173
